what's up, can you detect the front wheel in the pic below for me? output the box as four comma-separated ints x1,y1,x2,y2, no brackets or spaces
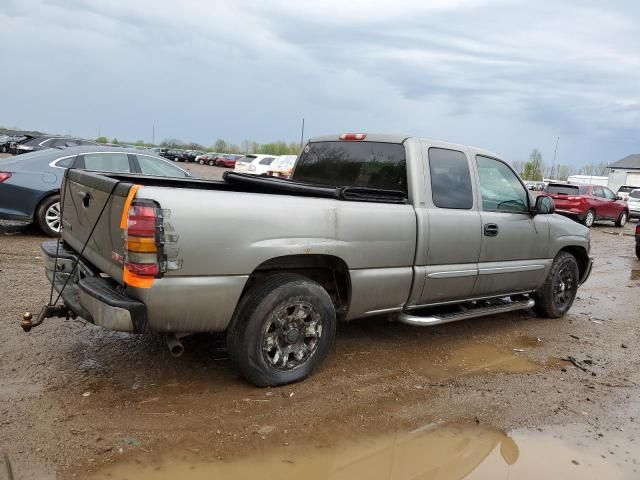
227,274,336,387
533,251,579,318
615,211,628,228
36,194,62,237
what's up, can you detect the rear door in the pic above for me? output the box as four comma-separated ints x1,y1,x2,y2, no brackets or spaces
472,155,550,297
417,145,481,305
591,187,607,218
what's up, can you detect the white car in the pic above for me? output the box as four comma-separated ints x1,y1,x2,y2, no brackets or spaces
627,189,640,219
234,154,277,175
267,155,297,179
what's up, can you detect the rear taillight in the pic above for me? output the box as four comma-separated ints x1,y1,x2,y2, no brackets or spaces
0,172,11,183
339,133,367,141
124,200,162,278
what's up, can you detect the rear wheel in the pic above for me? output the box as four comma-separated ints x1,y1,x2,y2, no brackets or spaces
173,156,179,162
227,274,336,387
208,159,214,166
36,194,61,237
583,209,595,228
533,251,579,318
198,159,204,165
615,210,628,228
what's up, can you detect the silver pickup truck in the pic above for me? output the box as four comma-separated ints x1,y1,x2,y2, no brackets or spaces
29,133,592,386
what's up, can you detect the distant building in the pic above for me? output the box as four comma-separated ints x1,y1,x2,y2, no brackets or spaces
607,154,640,192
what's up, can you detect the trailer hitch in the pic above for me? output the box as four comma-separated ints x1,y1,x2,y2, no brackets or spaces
21,304,76,332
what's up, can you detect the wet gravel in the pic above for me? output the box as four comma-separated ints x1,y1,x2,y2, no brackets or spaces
1,161,639,478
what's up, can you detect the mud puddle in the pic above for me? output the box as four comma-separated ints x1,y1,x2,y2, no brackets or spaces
417,344,540,380
630,269,640,280
89,422,636,479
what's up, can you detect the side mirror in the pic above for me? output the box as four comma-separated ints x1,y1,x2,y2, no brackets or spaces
534,195,555,214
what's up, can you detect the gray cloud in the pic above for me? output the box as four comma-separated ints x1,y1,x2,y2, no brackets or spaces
1,0,639,165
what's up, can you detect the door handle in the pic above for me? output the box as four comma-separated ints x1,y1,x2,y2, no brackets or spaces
483,223,499,237
77,191,91,208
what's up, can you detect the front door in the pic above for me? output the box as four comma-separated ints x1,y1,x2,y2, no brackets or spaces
472,155,550,297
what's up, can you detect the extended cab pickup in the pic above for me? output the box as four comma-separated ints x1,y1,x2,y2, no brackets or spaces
33,133,592,386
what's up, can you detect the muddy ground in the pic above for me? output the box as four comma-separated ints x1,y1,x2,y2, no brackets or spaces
1,157,639,478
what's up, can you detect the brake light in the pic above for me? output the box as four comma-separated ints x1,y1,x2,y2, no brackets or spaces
124,200,162,283
339,133,367,141
0,172,11,182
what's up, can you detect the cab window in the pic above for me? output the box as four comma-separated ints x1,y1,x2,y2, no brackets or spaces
476,155,528,213
82,153,131,173
428,148,473,209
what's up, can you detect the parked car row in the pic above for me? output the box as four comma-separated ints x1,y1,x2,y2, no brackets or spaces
234,154,298,179
5,135,97,155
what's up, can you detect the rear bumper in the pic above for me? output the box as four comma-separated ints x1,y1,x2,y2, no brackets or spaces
42,240,147,332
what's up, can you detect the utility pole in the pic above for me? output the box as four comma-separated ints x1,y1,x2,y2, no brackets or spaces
152,124,155,146
551,136,560,179
300,118,305,149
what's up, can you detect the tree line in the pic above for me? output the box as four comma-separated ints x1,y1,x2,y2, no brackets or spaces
510,149,609,181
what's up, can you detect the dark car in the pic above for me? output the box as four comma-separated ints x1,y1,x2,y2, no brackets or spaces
13,135,97,155
0,135,25,153
636,223,640,260
0,146,192,236
545,182,629,228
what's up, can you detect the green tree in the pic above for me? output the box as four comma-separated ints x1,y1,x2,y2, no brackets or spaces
134,139,145,146
96,136,108,144
213,139,228,153
522,149,544,181
112,138,119,145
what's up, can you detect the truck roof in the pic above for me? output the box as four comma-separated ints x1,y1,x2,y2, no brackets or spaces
307,133,502,160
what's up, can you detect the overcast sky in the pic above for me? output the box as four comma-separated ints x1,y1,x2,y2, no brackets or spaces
1,0,639,165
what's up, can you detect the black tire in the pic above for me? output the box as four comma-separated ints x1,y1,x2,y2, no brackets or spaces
582,209,595,228
226,273,336,387
208,159,214,166
615,210,628,228
636,245,640,260
36,194,61,237
533,251,579,318
198,159,204,165
173,157,179,162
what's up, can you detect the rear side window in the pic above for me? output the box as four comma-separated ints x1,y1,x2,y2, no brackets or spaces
293,141,407,193
259,157,275,165
630,190,640,199
83,153,131,173
56,156,76,168
592,186,604,198
136,155,189,177
428,148,473,209
546,184,580,195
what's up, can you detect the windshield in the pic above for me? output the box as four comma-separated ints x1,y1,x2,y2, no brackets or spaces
546,184,581,195
293,141,407,193
618,185,639,193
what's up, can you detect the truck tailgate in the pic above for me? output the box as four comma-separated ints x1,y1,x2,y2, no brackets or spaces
61,169,135,284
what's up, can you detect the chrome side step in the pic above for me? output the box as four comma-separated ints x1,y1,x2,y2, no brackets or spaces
397,298,535,327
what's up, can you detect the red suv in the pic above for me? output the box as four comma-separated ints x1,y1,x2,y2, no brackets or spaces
545,183,629,228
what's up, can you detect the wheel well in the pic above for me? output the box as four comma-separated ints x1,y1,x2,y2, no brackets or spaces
33,190,60,221
243,255,351,319
560,246,589,281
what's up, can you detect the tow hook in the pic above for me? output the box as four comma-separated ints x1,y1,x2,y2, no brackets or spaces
21,304,76,332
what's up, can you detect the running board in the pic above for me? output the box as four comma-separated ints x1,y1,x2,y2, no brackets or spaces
397,298,535,327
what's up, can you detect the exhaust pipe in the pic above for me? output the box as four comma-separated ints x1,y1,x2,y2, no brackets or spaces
166,333,184,358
